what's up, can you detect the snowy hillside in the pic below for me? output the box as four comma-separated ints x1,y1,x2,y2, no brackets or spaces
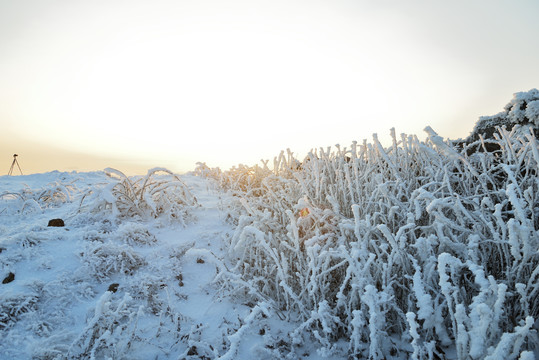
0,170,309,359
1,91,539,359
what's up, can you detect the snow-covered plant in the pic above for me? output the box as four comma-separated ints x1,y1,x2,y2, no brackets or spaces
0,192,25,215
20,199,42,214
193,162,223,181
67,291,143,359
218,302,271,360
37,181,78,206
0,290,39,331
116,222,157,246
469,88,539,143
0,180,78,215
201,120,539,358
80,167,198,224
505,89,539,127
80,241,146,281
213,163,273,195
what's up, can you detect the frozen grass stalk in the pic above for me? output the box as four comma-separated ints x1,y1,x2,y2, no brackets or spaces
197,123,539,358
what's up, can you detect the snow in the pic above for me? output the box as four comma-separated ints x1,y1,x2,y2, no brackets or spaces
526,100,539,127
0,171,329,359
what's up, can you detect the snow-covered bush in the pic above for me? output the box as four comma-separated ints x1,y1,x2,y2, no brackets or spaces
0,291,39,331
207,162,272,195
116,222,157,246
0,180,78,215
67,291,143,359
0,192,25,215
469,88,539,144
193,162,223,181
506,89,539,127
80,241,146,281
201,122,539,358
80,168,198,224
36,181,78,207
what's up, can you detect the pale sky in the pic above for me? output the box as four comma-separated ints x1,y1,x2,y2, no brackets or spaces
1,0,538,175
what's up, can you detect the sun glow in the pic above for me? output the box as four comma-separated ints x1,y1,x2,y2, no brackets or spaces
14,2,399,169
2,0,538,174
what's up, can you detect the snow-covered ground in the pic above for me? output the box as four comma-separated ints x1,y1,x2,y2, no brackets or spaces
0,171,326,359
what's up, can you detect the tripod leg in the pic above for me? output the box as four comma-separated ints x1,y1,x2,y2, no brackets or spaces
8,160,15,176
15,159,23,175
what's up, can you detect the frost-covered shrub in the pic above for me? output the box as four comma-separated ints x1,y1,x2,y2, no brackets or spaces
80,241,146,281
21,199,42,214
0,192,25,215
67,291,143,359
36,181,78,207
469,88,539,144
80,167,198,224
116,222,156,246
82,229,107,243
202,120,539,358
1,180,77,215
124,278,168,316
193,162,223,181
506,89,539,127
1,231,56,256
205,162,273,195
0,291,39,331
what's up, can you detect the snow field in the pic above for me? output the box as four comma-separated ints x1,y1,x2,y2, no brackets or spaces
1,171,319,359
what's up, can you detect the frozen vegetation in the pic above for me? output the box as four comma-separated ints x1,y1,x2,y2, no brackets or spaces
1,90,539,359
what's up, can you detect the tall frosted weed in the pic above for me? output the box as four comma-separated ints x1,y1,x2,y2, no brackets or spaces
80,167,198,225
199,125,539,359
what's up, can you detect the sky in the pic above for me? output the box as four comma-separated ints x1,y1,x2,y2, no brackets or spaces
1,0,538,175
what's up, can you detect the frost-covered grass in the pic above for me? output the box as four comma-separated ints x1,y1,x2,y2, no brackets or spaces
80,167,199,224
0,170,254,360
0,178,78,215
198,125,539,359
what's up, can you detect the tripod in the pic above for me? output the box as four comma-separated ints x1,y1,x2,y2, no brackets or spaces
8,154,23,176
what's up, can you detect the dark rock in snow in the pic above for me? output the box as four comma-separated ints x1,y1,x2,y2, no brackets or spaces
48,218,65,227
176,273,184,287
2,272,15,284
187,346,198,356
107,283,119,293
